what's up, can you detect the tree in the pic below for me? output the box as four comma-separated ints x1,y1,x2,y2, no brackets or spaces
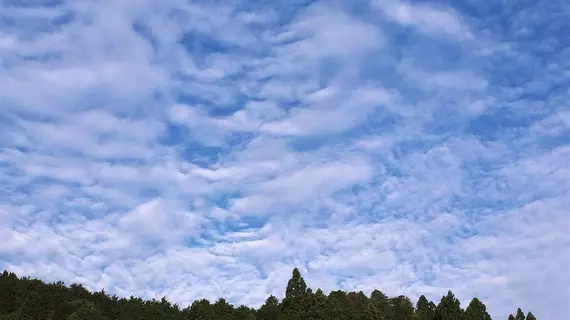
346,291,369,320
234,305,255,320
433,291,463,320
463,297,491,320
0,271,18,315
370,290,390,319
389,295,414,320
0,269,540,320
305,288,326,320
515,308,526,320
213,298,234,320
416,295,435,320
66,301,106,320
325,290,349,320
186,299,214,320
285,268,307,299
363,301,383,320
19,290,53,320
282,268,311,319
256,296,280,320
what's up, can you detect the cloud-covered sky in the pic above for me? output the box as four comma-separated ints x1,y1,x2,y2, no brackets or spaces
1,0,569,318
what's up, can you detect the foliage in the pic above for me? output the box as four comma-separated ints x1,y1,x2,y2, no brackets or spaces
0,269,537,320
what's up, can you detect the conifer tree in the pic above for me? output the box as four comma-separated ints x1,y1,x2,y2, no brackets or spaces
187,299,214,320
0,269,541,320
0,272,18,316
285,268,307,299
526,311,537,320
515,308,526,320
463,297,491,320
325,290,349,320
363,301,383,320
282,268,309,319
305,288,326,320
433,291,463,320
389,295,414,320
416,295,435,320
256,296,280,320
370,290,390,318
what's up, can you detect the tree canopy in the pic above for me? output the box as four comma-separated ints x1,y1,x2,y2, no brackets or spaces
0,269,537,320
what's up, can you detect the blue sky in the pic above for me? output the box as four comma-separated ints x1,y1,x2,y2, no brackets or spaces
0,0,569,318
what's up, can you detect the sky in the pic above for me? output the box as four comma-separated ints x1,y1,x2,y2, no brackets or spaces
0,0,569,318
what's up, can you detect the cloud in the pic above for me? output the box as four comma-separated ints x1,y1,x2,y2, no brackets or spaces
1,0,569,319
372,0,473,40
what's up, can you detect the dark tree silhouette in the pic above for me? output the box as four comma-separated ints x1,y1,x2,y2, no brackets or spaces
0,269,538,320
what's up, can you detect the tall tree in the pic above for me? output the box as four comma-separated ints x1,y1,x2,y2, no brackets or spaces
370,290,391,319
256,296,280,320
282,268,310,320
235,305,256,320
186,299,214,320
0,271,18,316
0,269,541,320
285,268,307,299
362,301,383,320
325,290,349,320
213,298,234,320
416,295,435,320
515,308,526,320
433,291,463,320
305,288,326,320
389,295,414,320
347,291,369,320
463,298,491,320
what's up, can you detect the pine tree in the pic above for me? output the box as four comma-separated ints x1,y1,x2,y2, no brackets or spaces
325,290,349,320
370,290,390,319
0,269,542,320
463,298,491,320
416,295,435,320
305,289,326,320
256,296,280,320
0,272,18,316
213,298,234,320
285,268,307,299
515,308,526,320
346,291,369,320
235,305,256,320
282,268,310,319
186,299,214,320
433,291,463,320
363,301,383,320
389,295,414,320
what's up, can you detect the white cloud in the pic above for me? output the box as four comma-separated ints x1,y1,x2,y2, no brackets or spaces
1,0,569,319
372,0,473,40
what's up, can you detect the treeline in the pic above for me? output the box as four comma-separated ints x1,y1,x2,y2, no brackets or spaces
0,269,536,320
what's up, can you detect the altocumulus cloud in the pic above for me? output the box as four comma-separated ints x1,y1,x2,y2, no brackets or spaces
1,0,569,318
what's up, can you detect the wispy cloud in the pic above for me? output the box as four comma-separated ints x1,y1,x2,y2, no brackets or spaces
1,0,569,319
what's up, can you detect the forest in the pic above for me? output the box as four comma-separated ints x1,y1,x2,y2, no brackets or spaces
0,269,536,320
